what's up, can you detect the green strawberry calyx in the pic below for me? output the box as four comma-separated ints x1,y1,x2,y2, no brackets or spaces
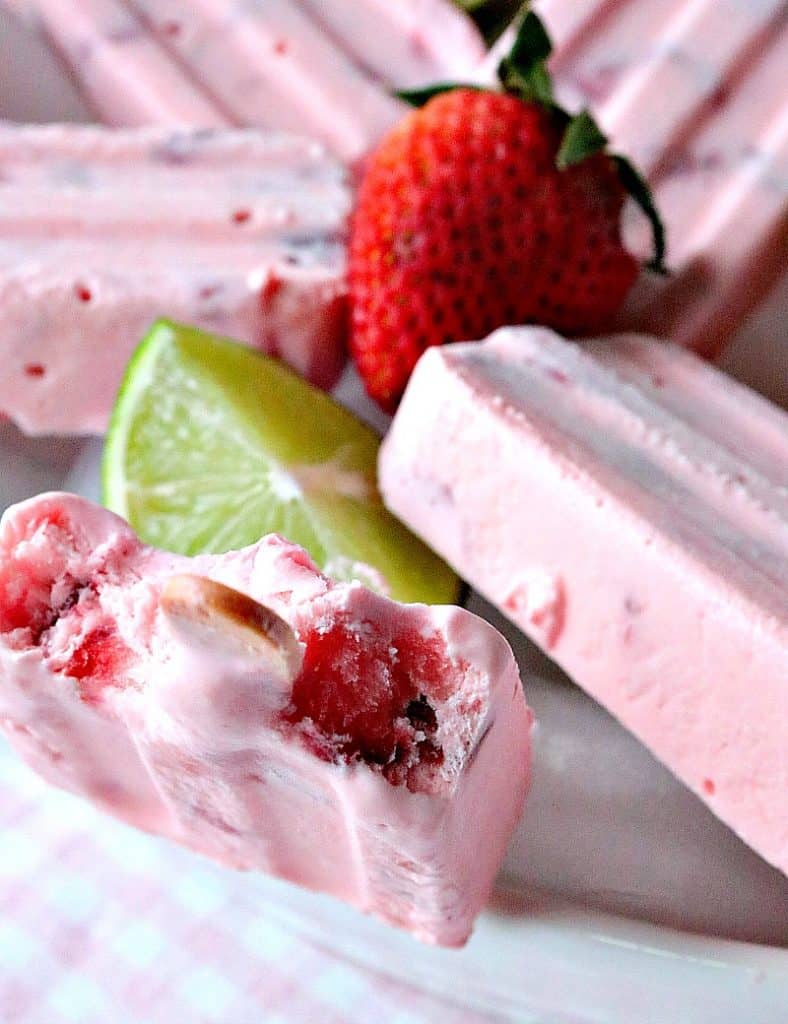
497,6,554,105
398,7,667,275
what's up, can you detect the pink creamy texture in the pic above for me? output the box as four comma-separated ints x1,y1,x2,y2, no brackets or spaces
11,0,486,162
380,327,788,876
0,492,532,946
0,123,351,434
480,0,788,359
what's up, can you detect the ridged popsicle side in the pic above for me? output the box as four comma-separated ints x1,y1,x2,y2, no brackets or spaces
0,124,352,434
380,327,788,875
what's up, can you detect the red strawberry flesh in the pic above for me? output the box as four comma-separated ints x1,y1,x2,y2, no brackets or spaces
350,90,638,411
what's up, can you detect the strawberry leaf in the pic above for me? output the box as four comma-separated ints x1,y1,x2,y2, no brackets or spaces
397,83,486,108
498,10,554,105
556,109,608,169
495,13,669,274
614,156,668,275
507,8,552,64
457,0,524,44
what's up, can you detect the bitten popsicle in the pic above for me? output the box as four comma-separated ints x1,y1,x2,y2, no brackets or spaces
379,327,788,875
6,0,486,161
0,123,351,435
481,0,788,359
0,492,532,946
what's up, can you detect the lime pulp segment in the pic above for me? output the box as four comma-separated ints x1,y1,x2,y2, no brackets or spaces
102,320,459,606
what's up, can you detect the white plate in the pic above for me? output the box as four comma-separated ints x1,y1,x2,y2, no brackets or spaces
1,8,787,1021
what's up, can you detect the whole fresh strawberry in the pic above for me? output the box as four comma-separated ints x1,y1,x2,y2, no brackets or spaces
349,9,665,412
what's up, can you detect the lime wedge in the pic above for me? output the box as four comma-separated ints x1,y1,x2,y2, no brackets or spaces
102,321,458,605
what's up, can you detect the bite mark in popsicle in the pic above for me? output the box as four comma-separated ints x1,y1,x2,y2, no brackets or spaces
0,492,532,945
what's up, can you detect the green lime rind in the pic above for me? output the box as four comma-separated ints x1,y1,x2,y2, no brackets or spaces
102,321,459,606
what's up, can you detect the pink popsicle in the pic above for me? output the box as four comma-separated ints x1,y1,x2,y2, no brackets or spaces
0,492,532,946
5,0,227,128
379,327,788,876
0,123,351,434
10,0,486,161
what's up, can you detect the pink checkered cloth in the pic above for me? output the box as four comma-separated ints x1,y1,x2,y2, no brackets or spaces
0,741,495,1023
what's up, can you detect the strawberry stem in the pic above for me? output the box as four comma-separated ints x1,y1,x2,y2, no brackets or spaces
497,11,554,105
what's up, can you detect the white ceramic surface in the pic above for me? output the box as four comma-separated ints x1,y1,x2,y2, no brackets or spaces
0,6,786,1021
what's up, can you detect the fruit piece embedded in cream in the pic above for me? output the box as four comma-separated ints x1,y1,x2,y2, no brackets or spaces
15,0,486,161
0,493,532,946
481,2,788,359
379,327,788,877
0,123,350,435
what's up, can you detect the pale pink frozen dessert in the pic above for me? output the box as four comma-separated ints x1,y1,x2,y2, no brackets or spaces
0,123,351,435
380,327,788,876
9,0,485,161
0,492,532,945
482,1,788,359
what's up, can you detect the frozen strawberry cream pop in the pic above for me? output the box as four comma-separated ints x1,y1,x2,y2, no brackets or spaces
7,0,486,161
0,123,351,435
379,327,788,876
0,492,532,946
482,1,788,358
